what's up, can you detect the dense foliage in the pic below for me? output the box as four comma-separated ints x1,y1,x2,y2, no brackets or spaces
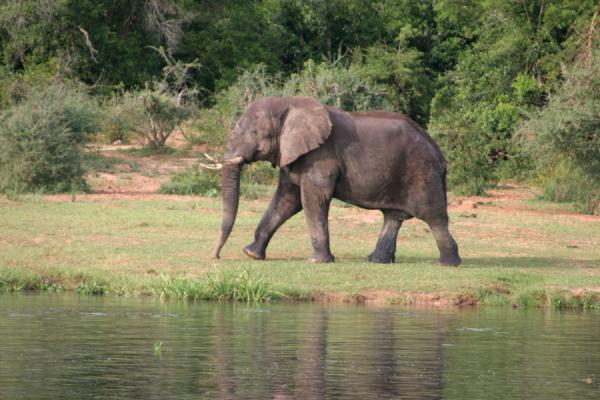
0,0,599,211
518,48,600,213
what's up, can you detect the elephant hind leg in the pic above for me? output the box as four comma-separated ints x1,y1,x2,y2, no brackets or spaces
368,212,403,264
424,215,461,266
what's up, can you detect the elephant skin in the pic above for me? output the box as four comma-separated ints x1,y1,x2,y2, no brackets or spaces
211,96,461,266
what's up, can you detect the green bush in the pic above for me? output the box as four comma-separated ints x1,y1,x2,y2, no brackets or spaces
193,65,283,146
352,46,433,124
107,87,192,149
0,83,99,193
99,95,139,144
0,61,60,109
194,61,392,146
533,157,600,214
517,50,600,214
101,50,199,148
430,113,497,196
159,161,277,199
243,161,278,185
283,59,391,112
139,87,192,148
159,165,220,196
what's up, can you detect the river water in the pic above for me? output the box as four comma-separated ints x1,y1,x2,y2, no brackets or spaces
0,293,598,399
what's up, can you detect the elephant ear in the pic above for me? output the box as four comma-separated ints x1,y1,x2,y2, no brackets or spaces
279,98,332,167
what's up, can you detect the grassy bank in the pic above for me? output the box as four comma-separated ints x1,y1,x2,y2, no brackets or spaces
1,188,600,309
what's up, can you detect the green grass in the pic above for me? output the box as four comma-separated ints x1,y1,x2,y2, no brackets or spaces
1,194,600,309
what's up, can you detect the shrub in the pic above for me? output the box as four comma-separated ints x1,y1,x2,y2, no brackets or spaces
283,59,391,112
159,161,277,199
352,46,433,124
159,164,220,196
0,61,60,109
517,49,600,213
534,157,600,214
194,61,392,146
138,86,192,148
430,113,497,196
109,86,192,149
103,49,199,148
243,161,278,185
0,83,99,193
99,95,139,144
193,65,282,146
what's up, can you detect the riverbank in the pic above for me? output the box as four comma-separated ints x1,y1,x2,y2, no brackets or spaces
1,184,600,309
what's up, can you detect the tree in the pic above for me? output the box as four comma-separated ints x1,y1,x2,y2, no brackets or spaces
517,6,600,213
429,0,597,194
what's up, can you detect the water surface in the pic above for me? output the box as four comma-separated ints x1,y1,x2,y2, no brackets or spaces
0,293,598,399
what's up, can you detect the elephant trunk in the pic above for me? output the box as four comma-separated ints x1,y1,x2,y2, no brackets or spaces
211,162,243,259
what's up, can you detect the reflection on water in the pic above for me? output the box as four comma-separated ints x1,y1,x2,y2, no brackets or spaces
0,293,599,399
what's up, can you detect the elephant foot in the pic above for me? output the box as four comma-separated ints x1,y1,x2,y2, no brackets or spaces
368,251,395,264
309,253,335,263
438,254,461,267
243,243,266,260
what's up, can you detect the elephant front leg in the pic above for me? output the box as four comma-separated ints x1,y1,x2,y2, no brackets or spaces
300,183,334,263
244,172,302,260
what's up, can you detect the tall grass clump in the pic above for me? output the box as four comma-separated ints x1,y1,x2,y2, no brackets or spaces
0,83,99,194
155,275,205,301
204,270,280,303
155,271,280,303
0,269,65,292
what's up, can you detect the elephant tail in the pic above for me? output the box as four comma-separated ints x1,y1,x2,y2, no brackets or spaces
442,162,448,206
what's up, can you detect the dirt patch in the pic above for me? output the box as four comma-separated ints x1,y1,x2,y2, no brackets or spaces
310,290,461,306
451,183,600,222
569,287,600,296
454,294,479,306
85,130,207,194
338,208,381,225
44,193,211,202
311,292,347,303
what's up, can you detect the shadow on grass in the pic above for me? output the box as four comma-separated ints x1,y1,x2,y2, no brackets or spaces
215,253,600,269
396,256,600,269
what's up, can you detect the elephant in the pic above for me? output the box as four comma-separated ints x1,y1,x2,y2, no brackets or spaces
208,96,461,266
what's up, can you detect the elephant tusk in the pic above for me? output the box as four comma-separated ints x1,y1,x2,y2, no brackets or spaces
222,156,245,165
199,162,223,170
198,155,244,170
203,153,219,162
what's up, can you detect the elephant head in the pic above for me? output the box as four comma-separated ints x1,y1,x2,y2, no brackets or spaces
210,96,332,259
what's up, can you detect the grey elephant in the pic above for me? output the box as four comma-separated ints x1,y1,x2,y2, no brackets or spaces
207,96,461,266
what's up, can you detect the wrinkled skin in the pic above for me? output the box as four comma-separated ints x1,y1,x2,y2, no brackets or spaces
212,96,461,266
